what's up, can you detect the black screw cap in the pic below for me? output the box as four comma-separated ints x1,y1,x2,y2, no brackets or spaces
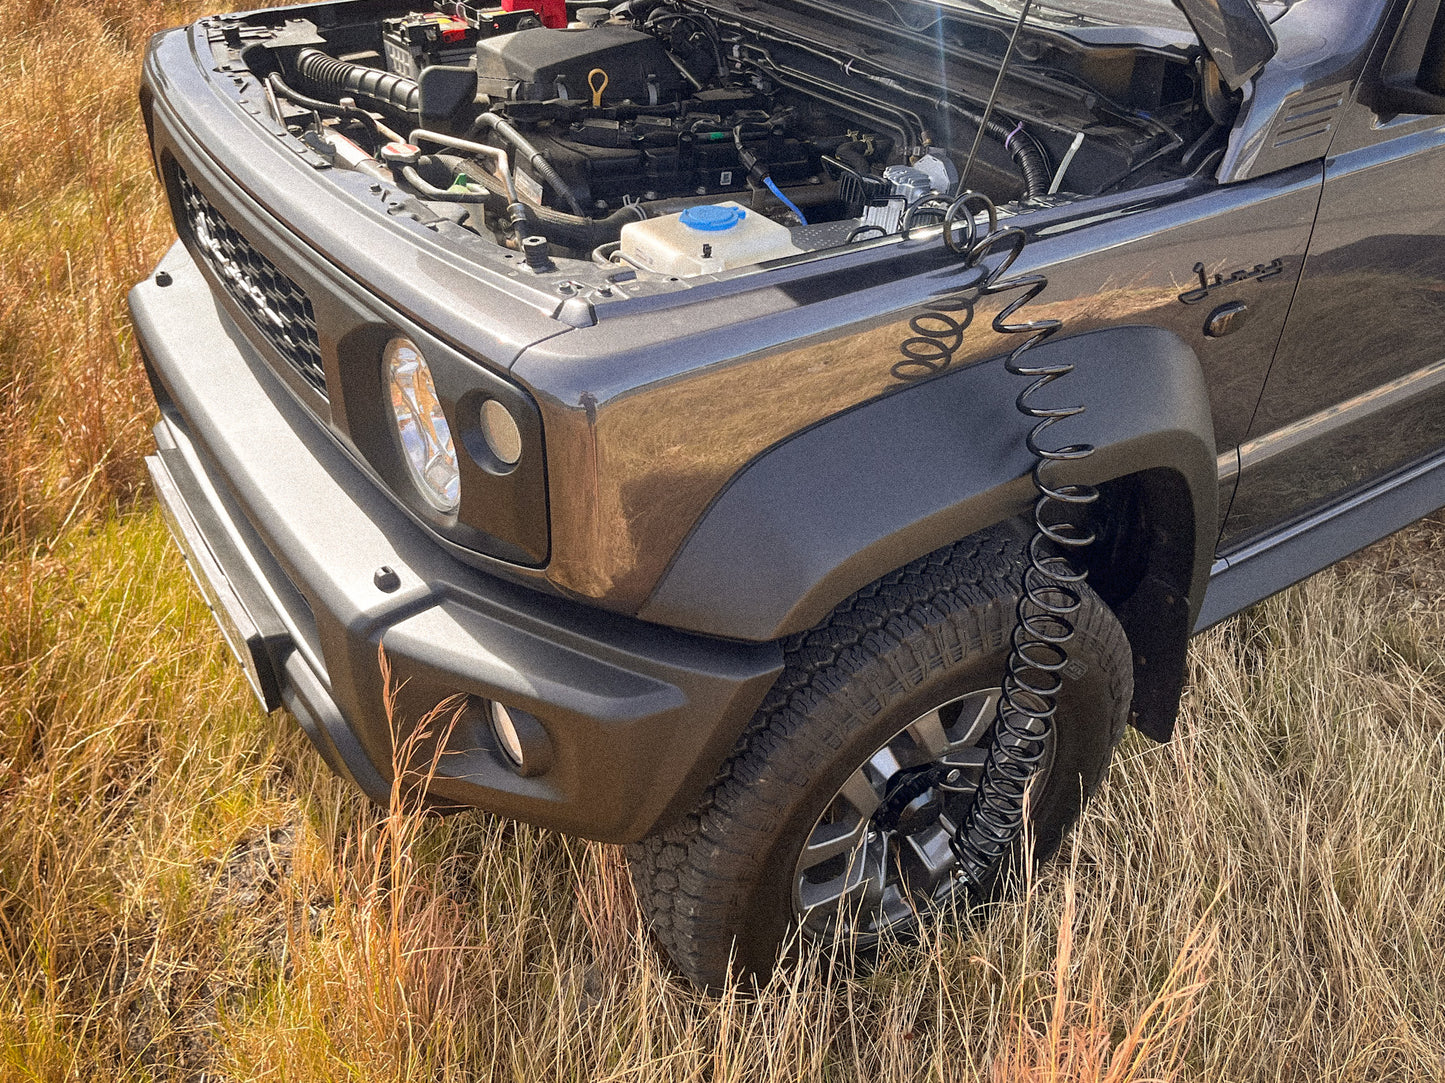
521,235,555,273
373,566,401,592
155,270,173,287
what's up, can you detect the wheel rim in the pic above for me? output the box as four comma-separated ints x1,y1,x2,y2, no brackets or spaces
790,686,1053,942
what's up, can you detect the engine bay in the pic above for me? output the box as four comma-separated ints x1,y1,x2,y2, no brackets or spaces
222,0,1228,278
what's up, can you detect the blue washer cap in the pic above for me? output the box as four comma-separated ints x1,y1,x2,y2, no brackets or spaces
679,204,746,231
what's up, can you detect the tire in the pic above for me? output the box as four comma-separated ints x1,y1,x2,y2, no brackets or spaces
626,524,1134,989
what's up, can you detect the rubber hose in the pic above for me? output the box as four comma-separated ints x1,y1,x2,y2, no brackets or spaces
266,73,381,139
400,163,492,203
521,202,648,248
432,153,648,247
466,113,589,217
969,110,1049,197
295,48,420,115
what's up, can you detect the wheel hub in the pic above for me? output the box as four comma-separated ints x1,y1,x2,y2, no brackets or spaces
790,686,1009,941
875,768,944,835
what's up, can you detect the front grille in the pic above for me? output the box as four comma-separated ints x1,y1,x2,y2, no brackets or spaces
175,167,326,395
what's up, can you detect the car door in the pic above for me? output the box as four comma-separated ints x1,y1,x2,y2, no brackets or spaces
1220,3,1445,548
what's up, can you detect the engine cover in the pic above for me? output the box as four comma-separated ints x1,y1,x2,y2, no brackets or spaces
476,26,683,104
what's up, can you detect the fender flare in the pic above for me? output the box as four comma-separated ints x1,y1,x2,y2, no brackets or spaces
638,325,1218,739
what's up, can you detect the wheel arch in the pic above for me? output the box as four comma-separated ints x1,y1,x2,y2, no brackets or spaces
638,325,1217,742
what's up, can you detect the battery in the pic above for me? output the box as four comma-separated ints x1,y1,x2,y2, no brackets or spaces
382,13,479,78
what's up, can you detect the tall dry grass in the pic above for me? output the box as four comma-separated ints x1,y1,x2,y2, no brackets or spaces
2,0,1445,1077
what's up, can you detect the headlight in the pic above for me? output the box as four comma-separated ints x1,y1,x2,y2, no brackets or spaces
385,337,459,512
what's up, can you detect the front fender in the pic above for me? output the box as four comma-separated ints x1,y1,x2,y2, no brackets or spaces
640,325,1216,643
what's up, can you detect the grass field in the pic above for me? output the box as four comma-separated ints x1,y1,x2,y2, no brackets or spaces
4,1,1445,1078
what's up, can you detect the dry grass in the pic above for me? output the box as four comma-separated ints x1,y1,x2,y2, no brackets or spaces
3,0,1445,1077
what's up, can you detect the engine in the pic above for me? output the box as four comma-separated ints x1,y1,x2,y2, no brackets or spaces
240,0,1216,274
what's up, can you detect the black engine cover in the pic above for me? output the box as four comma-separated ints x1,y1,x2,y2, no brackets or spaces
476,26,683,104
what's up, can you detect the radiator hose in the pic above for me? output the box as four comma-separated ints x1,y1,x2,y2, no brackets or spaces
295,48,420,115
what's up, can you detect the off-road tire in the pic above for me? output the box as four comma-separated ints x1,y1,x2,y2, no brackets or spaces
626,524,1134,988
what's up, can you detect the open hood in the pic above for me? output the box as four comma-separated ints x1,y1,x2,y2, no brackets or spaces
918,2,1279,83
1172,0,1279,89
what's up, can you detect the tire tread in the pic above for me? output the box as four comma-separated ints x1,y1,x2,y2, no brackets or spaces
627,526,1131,986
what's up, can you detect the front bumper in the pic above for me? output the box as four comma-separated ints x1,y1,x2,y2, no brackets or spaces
130,242,782,843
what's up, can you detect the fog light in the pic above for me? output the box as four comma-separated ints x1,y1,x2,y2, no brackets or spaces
385,336,460,511
489,701,552,775
480,398,523,466
489,701,526,765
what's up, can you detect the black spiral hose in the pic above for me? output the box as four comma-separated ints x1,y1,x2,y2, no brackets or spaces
891,191,1097,887
955,200,1097,885
294,48,421,115
982,116,1050,197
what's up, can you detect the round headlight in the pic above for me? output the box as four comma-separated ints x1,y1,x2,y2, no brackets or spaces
385,337,459,512
480,399,524,466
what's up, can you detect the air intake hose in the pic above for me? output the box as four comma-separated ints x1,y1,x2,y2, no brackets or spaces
294,48,420,115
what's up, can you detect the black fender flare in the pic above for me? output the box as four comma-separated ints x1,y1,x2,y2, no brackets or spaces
638,325,1217,740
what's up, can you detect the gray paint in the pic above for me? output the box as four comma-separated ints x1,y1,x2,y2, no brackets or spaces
132,0,1445,832
642,326,1216,641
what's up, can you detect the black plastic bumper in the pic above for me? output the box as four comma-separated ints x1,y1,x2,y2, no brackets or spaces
130,242,782,843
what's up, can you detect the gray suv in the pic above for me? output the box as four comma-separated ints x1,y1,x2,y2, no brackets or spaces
133,0,1445,986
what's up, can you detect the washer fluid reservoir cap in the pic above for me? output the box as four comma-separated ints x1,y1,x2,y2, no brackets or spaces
679,204,746,231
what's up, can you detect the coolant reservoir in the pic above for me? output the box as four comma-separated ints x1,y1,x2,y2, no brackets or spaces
619,203,803,277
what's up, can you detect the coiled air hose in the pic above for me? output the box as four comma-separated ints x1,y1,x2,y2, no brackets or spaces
892,189,1097,888
890,0,1098,893
953,196,1096,886
295,48,420,115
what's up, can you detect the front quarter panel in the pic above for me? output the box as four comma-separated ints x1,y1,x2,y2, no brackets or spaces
640,326,1216,643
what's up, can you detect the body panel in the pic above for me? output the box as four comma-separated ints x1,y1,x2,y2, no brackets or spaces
131,245,782,841
1224,102,1445,545
517,165,1320,613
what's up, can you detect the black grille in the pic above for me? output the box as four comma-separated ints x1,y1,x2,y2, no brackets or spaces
175,168,326,395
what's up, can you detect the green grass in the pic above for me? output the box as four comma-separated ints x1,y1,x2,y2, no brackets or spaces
2,0,1445,1076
